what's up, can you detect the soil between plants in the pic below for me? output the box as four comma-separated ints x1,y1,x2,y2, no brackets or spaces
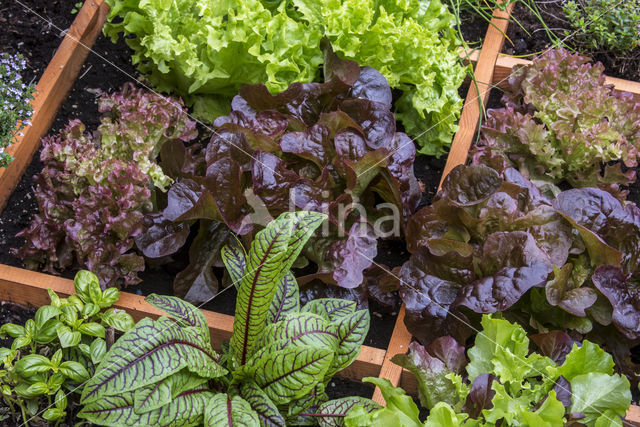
0,0,76,86
503,0,640,82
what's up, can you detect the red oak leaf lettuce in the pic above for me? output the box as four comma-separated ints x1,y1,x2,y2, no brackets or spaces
15,85,197,288
471,48,640,199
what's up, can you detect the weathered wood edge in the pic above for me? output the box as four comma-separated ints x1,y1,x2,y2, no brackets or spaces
0,0,109,214
0,264,385,382
460,49,640,96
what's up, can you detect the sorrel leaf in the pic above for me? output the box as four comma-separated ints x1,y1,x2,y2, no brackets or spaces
78,388,213,426
247,345,333,404
132,369,208,414
220,239,247,288
266,272,300,324
258,312,339,351
329,309,370,375
80,318,224,403
240,382,287,426
301,298,357,321
78,392,157,426
316,396,380,427
204,393,260,426
156,388,214,426
145,294,210,343
229,211,326,365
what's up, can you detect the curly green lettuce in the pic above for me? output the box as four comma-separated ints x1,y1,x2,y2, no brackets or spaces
104,0,466,155
472,48,640,198
348,315,632,427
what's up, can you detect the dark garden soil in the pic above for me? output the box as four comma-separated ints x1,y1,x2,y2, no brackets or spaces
0,0,77,86
503,0,640,83
459,9,490,47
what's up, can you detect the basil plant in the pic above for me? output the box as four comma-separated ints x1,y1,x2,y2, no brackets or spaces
78,211,379,426
0,271,134,426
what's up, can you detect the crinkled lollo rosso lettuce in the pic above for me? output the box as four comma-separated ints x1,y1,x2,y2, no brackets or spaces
14,84,197,288
137,44,421,303
471,48,640,199
103,0,466,155
399,163,640,383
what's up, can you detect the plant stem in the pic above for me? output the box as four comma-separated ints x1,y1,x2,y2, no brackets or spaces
4,397,16,419
17,401,28,427
106,327,115,350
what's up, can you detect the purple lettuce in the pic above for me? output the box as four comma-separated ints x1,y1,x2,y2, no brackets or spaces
471,48,640,199
399,164,640,376
15,85,197,288
140,42,421,299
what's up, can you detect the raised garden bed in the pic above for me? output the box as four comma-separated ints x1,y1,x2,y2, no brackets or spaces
370,4,640,425
1,0,640,425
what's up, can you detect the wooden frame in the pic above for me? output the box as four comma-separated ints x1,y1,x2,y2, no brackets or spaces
0,0,110,214
0,0,638,424
460,50,640,97
0,264,385,382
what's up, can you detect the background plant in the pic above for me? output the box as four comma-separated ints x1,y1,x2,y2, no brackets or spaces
346,315,632,426
103,0,467,156
0,52,34,168
137,44,421,302
0,270,133,426
471,48,640,199
78,211,378,426
399,163,640,383
15,83,197,288
563,0,640,53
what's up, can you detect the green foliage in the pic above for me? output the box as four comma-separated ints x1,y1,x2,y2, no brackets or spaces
351,315,632,426
0,270,133,425
103,0,466,155
0,52,34,168
227,211,326,365
79,211,375,426
563,0,640,52
71,1,83,14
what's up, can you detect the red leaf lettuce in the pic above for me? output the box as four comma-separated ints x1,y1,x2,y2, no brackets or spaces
15,85,197,288
471,48,640,199
400,164,640,379
140,43,421,300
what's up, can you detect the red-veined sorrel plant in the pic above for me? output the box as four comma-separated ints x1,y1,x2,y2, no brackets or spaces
78,211,378,426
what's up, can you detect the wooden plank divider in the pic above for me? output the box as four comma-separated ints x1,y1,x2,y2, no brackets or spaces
0,264,385,382
0,0,110,214
459,49,640,97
